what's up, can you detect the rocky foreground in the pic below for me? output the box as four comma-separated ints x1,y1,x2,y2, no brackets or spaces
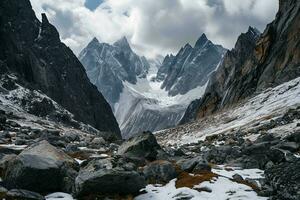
0,96,299,199
0,69,299,200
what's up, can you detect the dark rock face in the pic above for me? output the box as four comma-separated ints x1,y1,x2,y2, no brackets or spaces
3,140,78,194
157,34,226,96
79,37,150,108
0,0,120,138
117,131,162,161
181,27,261,123
75,158,146,197
182,0,300,123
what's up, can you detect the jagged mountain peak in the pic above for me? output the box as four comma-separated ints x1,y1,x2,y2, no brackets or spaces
233,26,261,51
246,26,261,39
38,13,60,45
183,43,192,50
91,37,100,44
114,36,131,49
41,13,49,24
195,33,208,48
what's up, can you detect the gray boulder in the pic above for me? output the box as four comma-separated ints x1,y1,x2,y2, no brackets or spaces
178,155,211,173
143,160,177,183
117,132,162,161
75,158,146,197
3,140,78,193
5,189,44,200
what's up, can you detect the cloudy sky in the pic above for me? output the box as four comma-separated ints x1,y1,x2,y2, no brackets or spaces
30,0,278,58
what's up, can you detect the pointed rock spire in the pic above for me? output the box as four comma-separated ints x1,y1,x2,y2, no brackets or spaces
114,36,130,50
247,26,261,38
41,13,49,24
195,33,208,48
39,13,60,44
91,37,99,44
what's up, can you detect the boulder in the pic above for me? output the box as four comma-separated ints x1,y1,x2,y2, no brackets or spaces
75,158,146,197
143,160,177,183
117,131,162,161
177,155,211,173
3,140,78,194
232,174,244,182
285,131,300,143
62,131,80,143
273,142,300,152
89,137,106,148
5,189,45,200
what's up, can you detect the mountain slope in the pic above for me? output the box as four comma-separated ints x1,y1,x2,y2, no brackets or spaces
181,0,300,123
0,0,120,138
79,37,149,108
157,34,226,96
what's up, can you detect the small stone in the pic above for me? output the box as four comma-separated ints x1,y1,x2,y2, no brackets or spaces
232,174,244,182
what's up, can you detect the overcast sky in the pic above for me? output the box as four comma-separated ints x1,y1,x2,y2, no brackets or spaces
30,0,278,58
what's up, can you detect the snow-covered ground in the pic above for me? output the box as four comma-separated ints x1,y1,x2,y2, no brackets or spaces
135,166,266,200
42,166,266,200
0,78,100,143
156,77,300,146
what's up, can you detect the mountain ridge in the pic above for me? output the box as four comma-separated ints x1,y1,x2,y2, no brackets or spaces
0,0,120,138
181,0,300,123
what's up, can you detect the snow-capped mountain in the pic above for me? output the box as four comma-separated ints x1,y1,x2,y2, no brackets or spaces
79,37,150,108
181,0,300,123
80,35,225,138
157,34,227,96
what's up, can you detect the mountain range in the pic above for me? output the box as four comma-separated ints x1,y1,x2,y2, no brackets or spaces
79,33,226,138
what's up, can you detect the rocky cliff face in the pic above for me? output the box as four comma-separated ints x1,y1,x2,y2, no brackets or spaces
181,0,300,123
79,37,150,108
0,0,120,138
157,34,226,96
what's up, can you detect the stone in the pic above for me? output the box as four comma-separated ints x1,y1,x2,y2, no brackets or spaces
62,131,80,143
117,131,162,161
75,158,146,197
5,189,45,200
232,174,244,182
3,140,78,194
90,137,106,148
178,155,211,173
273,142,299,152
143,160,177,183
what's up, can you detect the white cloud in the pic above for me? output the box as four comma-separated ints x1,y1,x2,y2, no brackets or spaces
30,0,278,58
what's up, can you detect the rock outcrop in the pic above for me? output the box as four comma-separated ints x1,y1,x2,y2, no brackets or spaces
0,0,121,138
182,0,300,123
